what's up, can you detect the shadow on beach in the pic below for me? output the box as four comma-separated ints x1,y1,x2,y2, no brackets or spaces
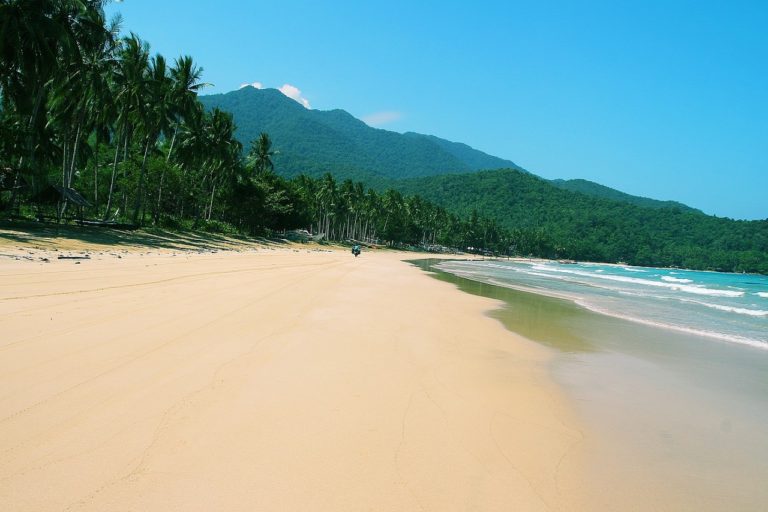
0,220,285,253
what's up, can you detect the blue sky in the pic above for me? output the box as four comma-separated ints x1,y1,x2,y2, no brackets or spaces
107,0,767,220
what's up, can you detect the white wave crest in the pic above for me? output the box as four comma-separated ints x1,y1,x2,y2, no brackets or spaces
661,276,694,284
575,300,768,349
682,300,768,317
528,265,744,297
756,292,768,299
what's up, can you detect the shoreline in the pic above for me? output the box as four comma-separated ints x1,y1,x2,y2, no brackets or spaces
0,237,590,511
433,257,768,349
414,258,768,511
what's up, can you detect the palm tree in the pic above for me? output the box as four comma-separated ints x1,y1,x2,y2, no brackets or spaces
174,102,206,218
165,56,209,161
0,0,63,168
132,52,173,224
177,107,239,222
104,33,150,221
316,173,337,239
0,0,110,210
47,7,118,217
381,188,404,244
154,55,209,223
248,132,276,176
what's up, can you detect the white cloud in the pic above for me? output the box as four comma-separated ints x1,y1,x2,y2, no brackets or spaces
278,84,311,109
362,111,403,126
239,81,264,89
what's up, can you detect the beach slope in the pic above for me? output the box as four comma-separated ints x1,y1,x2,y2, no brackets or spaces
0,248,585,511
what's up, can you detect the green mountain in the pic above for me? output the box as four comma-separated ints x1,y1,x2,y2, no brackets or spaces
403,132,526,173
551,178,700,213
198,86,523,180
192,88,768,271
201,87,706,214
396,169,767,269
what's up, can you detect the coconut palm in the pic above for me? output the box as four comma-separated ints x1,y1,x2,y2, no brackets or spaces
103,33,150,220
178,107,239,221
0,0,110,210
248,132,276,176
153,55,209,223
166,55,209,161
47,8,118,216
0,0,64,167
132,52,173,224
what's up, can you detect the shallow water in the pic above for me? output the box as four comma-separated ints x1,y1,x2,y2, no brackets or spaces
410,259,768,511
435,259,768,349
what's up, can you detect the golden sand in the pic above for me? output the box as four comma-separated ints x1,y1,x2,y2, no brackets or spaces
0,234,587,511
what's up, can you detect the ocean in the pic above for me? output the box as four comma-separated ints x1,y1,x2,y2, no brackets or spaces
434,259,768,349
413,258,768,510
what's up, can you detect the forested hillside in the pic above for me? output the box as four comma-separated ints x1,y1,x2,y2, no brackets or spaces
198,87,522,179
397,169,768,272
2,2,765,274
0,3,505,259
403,132,526,173
551,178,700,212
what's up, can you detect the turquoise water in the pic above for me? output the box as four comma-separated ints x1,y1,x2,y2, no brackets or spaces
416,258,768,510
436,259,768,349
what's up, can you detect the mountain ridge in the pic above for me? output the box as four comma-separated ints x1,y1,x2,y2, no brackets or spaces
199,86,698,213
551,178,701,213
198,86,523,181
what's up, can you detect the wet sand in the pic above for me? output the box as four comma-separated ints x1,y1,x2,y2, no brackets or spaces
414,259,768,511
0,241,589,511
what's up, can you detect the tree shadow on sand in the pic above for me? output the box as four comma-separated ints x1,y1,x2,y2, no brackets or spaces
0,220,287,252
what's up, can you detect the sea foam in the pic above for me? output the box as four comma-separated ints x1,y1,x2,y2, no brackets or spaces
661,276,694,284
575,299,768,349
680,299,768,317
529,264,744,298
436,260,767,349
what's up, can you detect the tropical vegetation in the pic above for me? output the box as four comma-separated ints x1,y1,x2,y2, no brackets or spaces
398,169,768,273
1,1,765,274
0,1,499,251
198,86,524,180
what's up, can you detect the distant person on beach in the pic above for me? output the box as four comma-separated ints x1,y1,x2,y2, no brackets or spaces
352,245,361,257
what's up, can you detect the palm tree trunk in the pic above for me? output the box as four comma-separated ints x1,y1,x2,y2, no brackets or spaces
206,183,216,221
58,141,68,223
93,148,99,209
154,126,179,224
61,138,68,190
121,134,129,216
104,136,121,221
178,166,187,218
166,125,178,162
132,137,151,225
153,170,165,225
8,85,45,214
26,84,45,165
67,123,82,187
60,124,82,221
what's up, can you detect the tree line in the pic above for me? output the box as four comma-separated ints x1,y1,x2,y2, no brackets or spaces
1,2,765,273
398,169,768,273
0,1,504,252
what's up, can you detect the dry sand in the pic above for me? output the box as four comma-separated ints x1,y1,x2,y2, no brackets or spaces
0,236,588,511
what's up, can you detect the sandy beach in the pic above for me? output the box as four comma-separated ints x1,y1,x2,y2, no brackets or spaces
0,235,587,511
